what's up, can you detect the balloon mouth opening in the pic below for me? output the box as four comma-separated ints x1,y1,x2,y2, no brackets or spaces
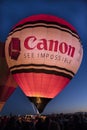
27,96,52,113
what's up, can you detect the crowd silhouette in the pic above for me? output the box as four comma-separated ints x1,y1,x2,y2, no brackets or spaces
0,112,87,130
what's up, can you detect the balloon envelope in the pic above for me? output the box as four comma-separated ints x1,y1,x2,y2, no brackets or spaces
5,14,83,113
0,42,18,111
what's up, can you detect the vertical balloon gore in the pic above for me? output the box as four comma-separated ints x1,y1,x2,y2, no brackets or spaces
5,14,83,113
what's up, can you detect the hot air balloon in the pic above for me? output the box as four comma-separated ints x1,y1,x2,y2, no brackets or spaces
5,14,83,113
0,41,18,111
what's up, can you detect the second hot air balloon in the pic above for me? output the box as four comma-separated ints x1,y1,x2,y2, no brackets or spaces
0,41,18,111
5,14,83,113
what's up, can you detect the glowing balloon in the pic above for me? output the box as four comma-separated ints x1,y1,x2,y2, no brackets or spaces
0,41,18,111
5,14,83,113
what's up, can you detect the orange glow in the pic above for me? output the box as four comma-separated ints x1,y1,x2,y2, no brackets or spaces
13,73,70,98
5,14,83,113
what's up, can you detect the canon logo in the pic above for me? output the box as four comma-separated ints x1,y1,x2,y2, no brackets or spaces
24,36,75,57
